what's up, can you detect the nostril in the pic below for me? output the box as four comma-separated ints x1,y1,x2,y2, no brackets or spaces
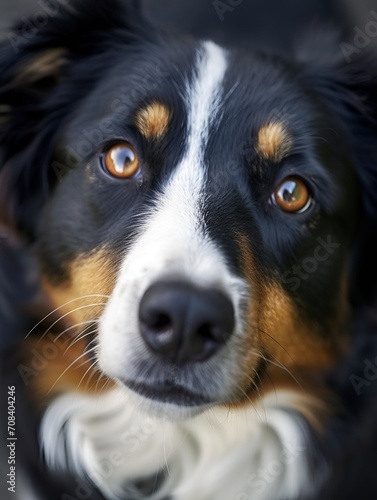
197,323,219,341
140,307,177,355
148,312,172,333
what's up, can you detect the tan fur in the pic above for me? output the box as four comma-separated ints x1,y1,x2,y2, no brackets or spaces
31,247,119,405
22,335,113,408
13,48,67,85
42,247,117,330
256,122,292,163
135,102,171,139
230,233,348,429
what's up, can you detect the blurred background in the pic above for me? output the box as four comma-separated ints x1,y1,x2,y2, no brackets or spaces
0,0,377,53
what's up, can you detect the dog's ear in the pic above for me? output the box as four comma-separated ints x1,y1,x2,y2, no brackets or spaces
0,0,147,238
297,34,377,306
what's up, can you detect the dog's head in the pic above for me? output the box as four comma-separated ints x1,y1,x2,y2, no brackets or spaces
1,0,377,419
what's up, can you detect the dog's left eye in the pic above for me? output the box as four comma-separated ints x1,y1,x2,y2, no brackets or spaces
272,177,312,213
102,142,140,179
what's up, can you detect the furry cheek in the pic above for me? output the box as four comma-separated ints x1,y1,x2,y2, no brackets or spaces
41,247,117,328
232,234,349,413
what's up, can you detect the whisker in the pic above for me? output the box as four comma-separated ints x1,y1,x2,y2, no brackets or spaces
47,346,97,395
25,294,110,339
78,360,100,392
98,377,113,395
205,407,223,429
55,319,97,343
248,366,267,422
257,328,295,363
265,370,278,406
37,303,106,343
70,348,96,372
266,355,303,392
83,351,104,392
249,349,303,392
37,319,95,346
162,423,170,477
93,369,109,393
152,470,161,497
64,326,98,353
236,380,267,424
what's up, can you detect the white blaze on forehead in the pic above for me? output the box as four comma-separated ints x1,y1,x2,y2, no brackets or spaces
99,42,247,386
186,40,228,167
155,40,228,242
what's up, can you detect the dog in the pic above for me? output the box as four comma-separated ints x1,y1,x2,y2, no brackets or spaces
1,0,377,498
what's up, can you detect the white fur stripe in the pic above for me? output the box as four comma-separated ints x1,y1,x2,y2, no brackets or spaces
158,40,228,234
185,40,228,167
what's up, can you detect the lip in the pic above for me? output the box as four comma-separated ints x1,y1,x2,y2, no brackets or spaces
123,379,212,407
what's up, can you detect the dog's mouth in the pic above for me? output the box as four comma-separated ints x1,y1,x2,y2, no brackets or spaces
122,378,212,407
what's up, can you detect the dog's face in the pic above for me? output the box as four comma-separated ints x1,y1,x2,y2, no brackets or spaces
1,0,376,420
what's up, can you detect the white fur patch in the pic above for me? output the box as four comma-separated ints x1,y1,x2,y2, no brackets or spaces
41,388,316,500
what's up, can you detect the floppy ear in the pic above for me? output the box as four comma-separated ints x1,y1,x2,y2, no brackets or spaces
0,0,146,239
297,35,377,307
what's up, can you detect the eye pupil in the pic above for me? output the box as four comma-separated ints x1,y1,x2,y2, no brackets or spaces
281,181,301,202
103,142,140,179
111,147,135,173
274,177,311,213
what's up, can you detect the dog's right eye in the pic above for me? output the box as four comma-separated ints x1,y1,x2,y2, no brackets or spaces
102,142,140,179
272,177,312,213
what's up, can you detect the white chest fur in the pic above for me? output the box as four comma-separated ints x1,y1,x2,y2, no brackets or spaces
41,388,315,500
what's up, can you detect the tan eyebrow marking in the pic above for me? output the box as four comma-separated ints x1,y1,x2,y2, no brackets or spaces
135,102,171,139
256,122,292,163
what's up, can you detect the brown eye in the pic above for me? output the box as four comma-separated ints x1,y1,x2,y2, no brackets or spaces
273,177,312,213
103,143,140,179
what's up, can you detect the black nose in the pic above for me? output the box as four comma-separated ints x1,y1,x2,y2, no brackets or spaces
139,281,235,364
